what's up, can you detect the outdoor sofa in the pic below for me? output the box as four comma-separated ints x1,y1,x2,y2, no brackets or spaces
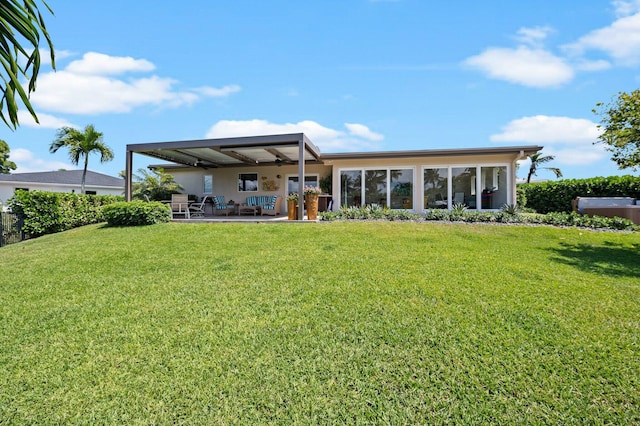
243,195,282,216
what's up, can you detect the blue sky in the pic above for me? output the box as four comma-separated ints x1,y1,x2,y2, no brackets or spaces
3,0,640,181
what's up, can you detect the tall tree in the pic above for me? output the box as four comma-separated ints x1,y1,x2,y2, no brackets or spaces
0,139,17,173
1,0,55,129
49,125,114,194
594,89,640,171
526,152,563,183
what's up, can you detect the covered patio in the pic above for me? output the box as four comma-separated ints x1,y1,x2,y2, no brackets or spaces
126,133,322,220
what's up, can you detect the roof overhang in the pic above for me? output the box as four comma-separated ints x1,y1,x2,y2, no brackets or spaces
127,133,323,169
321,145,543,161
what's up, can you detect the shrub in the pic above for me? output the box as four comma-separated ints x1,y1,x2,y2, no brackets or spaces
518,175,640,213
319,205,638,231
8,190,122,238
102,201,171,226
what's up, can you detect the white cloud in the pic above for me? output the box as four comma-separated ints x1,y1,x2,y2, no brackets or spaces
344,123,384,141
29,51,241,115
464,46,574,88
573,59,611,71
196,85,242,97
515,26,554,48
491,115,606,166
11,148,75,173
66,52,155,75
17,110,78,129
205,119,384,151
613,0,640,17
32,71,198,114
563,12,640,65
491,115,601,143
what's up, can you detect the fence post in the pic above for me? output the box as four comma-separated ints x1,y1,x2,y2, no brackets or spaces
0,212,4,247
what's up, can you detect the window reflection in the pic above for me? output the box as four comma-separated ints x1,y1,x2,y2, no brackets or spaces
390,169,413,209
238,173,258,192
423,168,448,209
452,167,477,209
340,170,361,207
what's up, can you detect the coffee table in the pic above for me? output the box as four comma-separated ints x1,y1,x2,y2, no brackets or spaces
238,205,260,216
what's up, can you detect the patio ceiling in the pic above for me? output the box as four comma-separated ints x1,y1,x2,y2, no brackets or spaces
126,133,322,169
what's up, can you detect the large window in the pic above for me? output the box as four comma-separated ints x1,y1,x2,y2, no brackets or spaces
480,166,507,209
238,173,258,192
390,169,413,209
340,168,413,209
340,170,361,207
452,167,477,209
423,168,448,209
423,165,509,210
287,175,319,195
203,175,213,194
365,170,387,206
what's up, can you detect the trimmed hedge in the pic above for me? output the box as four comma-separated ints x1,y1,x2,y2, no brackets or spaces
319,205,639,231
8,190,123,238
102,201,171,226
518,175,640,214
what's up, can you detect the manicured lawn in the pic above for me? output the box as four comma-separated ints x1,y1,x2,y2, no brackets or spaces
1,222,639,424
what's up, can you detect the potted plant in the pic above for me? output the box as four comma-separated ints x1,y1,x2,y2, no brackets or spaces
304,186,321,220
286,193,299,220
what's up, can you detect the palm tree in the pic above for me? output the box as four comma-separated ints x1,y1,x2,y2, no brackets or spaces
1,0,55,129
49,125,114,194
130,168,183,201
526,152,563,183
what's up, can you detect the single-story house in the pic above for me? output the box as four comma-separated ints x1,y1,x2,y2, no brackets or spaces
0,170,124,209
125,133,542,219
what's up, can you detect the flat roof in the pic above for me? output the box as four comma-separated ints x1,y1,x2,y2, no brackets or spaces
127,133,542,168
127,133,322,168
322,145,543,160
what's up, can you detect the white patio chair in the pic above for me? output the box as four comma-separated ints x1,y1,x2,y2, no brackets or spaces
171,194,190,219
188,196,208,218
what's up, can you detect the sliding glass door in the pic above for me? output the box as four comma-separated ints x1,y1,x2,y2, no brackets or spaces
340,170,362,207
423,168,448,209
423,165,509,210
340,168,414,209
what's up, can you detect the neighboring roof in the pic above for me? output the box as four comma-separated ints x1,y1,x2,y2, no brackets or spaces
0,170,124,187
128,133,542,169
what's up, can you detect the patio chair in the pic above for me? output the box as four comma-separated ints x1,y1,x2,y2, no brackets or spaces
212,195,234,216
188,195,208,218
171,194,190,219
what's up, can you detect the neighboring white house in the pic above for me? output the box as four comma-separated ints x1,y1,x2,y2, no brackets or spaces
125,133,542,219
0,170,124,210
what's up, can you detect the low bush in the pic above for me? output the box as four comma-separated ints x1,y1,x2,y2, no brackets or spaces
319,206,638,231
8,190,122,238
102,201,171,226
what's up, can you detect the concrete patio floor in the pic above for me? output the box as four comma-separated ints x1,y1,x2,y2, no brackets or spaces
172,214,316,223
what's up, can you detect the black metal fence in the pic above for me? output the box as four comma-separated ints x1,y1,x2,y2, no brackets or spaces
0,212,24,247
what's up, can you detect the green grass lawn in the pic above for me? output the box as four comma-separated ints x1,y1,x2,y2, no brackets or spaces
1,222,639,424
